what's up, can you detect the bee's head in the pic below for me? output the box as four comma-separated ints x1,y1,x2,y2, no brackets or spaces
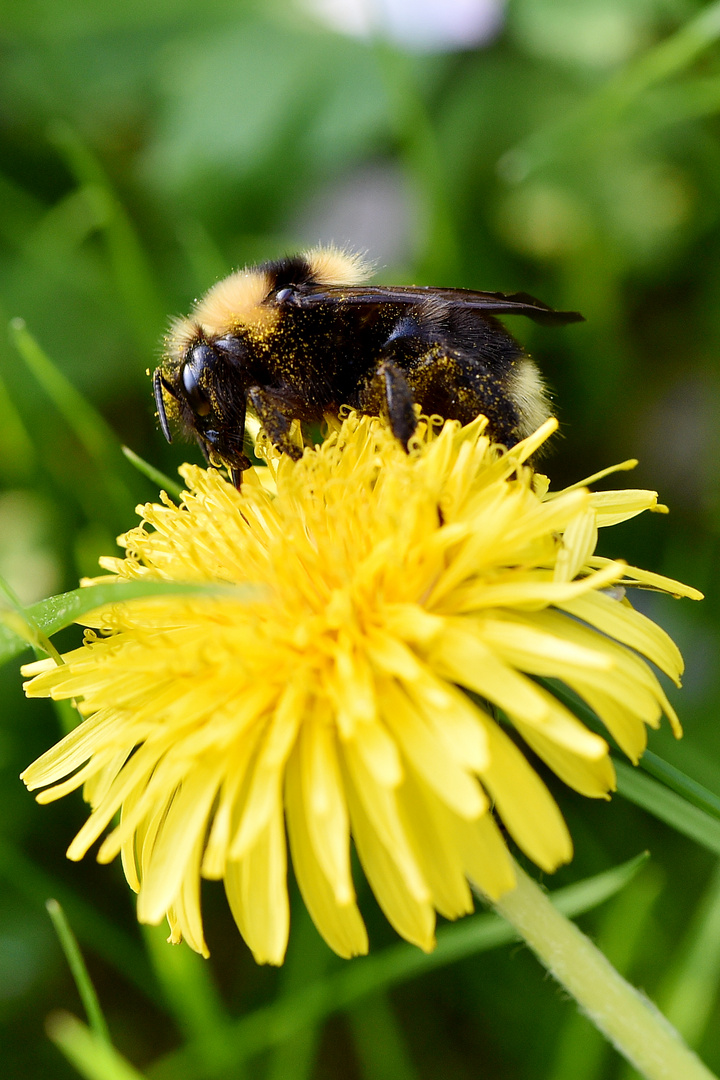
154,334,251,479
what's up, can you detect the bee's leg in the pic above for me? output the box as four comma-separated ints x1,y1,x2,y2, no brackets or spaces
357,360,417,448
381,361,417,446
247,386,304,460
360,312,447,446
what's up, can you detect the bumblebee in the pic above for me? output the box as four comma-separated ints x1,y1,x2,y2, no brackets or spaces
154,246,583,484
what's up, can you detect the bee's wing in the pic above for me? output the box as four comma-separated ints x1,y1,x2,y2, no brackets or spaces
293,284,584,327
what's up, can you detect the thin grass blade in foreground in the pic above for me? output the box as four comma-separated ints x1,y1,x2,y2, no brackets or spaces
46,900,111,1046
47,1012,149,1080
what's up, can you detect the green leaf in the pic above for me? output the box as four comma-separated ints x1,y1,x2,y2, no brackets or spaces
639,751,720,824
9,318,135,519
0,579,263,666
46,1011,148,1080
0,568,65,664
121,446,183,500
659,860,720,1047
49,121,166,354
46,900,111,1046
615,761,720,857
501,0,720,182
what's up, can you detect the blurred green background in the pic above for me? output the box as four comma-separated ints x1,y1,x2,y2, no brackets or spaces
1,1,720,1077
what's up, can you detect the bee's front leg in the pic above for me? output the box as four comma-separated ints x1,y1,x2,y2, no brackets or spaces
247,386,304,460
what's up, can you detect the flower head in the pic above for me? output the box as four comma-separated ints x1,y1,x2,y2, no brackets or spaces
21,414,700,962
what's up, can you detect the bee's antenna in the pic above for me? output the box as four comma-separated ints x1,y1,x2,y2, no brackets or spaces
153,369,174,443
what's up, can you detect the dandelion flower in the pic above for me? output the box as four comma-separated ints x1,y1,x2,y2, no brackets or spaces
21,414,700,963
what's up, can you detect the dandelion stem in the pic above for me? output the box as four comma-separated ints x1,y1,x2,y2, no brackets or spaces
491,862,718,1080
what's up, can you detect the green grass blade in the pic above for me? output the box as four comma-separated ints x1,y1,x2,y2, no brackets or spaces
501,0,720,182
542,852,650,918
46,899,111,1045
539,678,720,827
0,568,64,664
47,1011,149,1080
48,121,166,354
0,567,83,733
148,853,648,1080
121,446,183,500
0,579,264,666
9,318,121,462
0,838,159,1004
639,751,720,823
9,318,134,518
0,369,36,479
615,761,720,856
659,860,720,1047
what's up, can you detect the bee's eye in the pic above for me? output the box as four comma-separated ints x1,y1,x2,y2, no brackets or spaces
182,345,213,417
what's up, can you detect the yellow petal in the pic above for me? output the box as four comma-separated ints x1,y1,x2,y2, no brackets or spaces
21,710,118,791
459,813,517,901
285,747,368,958
202,729,263,879
231,683,303,858
431,623,551,722
136,761,221,924
67,740,173,862
569,684,649,763
345,765,436,952
342,742,429,904
406,679,489,773
477,612,614,674
510,690,608,760
166,829,209,957
479,716,573,873
298,717,354,905
379,678,488,820
224,803,289,965
560,591,684,682
397,772,475,920
587,557,703,600
554,509,598,583
514,719,615,799
591,488,662,526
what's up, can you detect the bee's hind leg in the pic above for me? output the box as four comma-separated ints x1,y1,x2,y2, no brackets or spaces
357,361,417,449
